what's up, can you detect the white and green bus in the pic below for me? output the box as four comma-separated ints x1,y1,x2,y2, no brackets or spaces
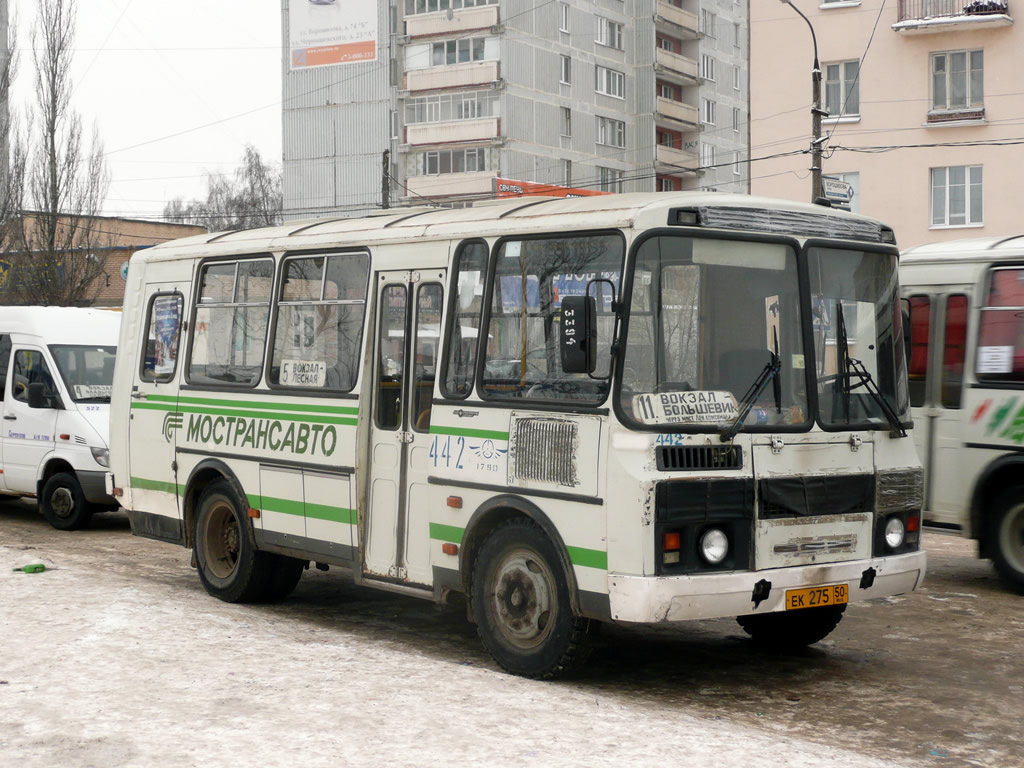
107,193,926,678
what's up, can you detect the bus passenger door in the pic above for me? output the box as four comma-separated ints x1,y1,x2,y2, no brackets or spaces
929,292,971,522
364,270,445,585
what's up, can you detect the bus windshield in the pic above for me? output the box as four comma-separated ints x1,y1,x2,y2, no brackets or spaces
808,246,909,429
49,344,117,402
619,235,809,431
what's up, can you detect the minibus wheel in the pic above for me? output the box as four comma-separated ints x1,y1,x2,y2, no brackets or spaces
471,518,591,679
737,605,846,649
194,480,273,603
987,486,1024,594
41,472,93,531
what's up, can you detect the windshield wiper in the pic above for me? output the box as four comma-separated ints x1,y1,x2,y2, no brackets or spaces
720,331,782,443
835,303,907,438
76,396,111,403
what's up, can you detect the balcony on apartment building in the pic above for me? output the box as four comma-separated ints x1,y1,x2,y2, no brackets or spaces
655,0,699,37
405,60,501,92
655,144,699,175
893,0,1012,32
406,117,499,146
655,96,698,129
405,4,500,38
404,170,496,199
654,47,699,86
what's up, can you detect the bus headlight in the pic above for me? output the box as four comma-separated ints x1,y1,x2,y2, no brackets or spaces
884,516,906,550
699,528,729,565
90,447,110,468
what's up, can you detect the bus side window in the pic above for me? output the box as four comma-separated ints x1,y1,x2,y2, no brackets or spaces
941,294,968,409
141,294,184,382
442,241,488,399
0,334,10,400
907,295,930,407
976,267,1024,384
412,284,443,432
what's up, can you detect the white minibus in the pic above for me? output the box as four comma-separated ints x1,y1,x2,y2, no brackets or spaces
901,237,1024,592
0,307,120,529
108,193,926,677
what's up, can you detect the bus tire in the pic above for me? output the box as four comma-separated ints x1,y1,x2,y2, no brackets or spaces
41,472,93,531
736,605,846,649
265,556,306,602
471,518,591,679
193,480,272,603
986,486,1024,594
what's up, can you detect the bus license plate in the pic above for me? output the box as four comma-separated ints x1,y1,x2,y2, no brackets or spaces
785,584,848,611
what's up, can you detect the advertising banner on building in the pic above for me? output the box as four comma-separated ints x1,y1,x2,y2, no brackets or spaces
289,0,377,70
493,178,610,199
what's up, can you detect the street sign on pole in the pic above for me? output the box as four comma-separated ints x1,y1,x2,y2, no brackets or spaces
821,176,854,205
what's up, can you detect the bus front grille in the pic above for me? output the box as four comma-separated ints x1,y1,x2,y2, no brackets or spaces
509,417,578,487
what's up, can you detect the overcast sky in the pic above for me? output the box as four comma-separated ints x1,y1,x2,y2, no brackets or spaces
12,0,283,221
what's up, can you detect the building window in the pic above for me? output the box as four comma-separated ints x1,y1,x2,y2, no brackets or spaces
701,98,716,126
561,106,571,137
599,166,623,193
596,116,625,148
932,49,984,113
659,83,676,100
659,177,677,192
562,159,572,186
409,147,494,176
931,165,983,227
405,0,498,15
825,60,860,117
560,54,571,85
597,17,623,49
595,66,625,98
700,143,716,169
405,90,499,124
559,2,569,32
733,66,741,91
733,107,740,132
734,21,741,47
432,37,488,66
733,151,742,176
659,37,674,53
701,55,716,81
701,10,716,38
658,131,675,147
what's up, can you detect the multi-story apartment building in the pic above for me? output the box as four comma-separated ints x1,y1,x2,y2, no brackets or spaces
281,0,750,216
751,0,1017,248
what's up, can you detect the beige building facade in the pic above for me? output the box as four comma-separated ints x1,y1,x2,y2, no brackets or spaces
751,0,1017,248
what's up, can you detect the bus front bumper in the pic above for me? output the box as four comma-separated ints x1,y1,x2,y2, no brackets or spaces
606,550,926,623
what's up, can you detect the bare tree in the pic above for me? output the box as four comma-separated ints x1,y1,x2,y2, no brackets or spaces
3,0,111,306
163,145,282,232
0,3,25,276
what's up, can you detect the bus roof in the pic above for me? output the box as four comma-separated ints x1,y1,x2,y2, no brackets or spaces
901,234,1024,264
0,306,121,346
131,192,895,265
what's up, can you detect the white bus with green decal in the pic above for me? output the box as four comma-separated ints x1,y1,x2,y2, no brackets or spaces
107,193,926,678
901,237,1024,593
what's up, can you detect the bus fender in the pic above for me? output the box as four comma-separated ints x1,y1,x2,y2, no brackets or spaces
970,453,1024,555
182,459,256,549
459,494,584,618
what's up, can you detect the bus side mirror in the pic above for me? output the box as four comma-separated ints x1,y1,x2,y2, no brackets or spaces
560,295,597,374
27,382,50,409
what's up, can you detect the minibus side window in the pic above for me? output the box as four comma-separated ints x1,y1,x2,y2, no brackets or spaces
11,350,57,403
976,267,1024,385
908,295,930,407
0,334,10,400
189,258,273,387
141,294,184,382
941,294,968,408
442,241,488,398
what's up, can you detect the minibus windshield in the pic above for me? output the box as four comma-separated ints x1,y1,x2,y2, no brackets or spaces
49,345,117,402
618,235,809,431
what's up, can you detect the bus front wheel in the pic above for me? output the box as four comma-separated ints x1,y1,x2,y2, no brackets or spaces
41,472,93,531
194,480,272,603
987,486,1024,594
471,519,591,679
737,605,846,649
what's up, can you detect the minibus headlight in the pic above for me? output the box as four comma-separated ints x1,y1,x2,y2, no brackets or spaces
699,528,729,565
91,447,110,467
884,516,906,550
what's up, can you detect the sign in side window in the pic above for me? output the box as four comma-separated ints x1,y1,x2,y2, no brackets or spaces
908,295,930,407
442,241,488,398
412,284,444,432
141,294,184,382
269,252,369,392
11,349,58,403
976,267,1024,384
941,294,968,408
189,258,274,387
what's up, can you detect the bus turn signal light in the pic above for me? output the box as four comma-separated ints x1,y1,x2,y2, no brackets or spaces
663,532,681,551
442,543,458,556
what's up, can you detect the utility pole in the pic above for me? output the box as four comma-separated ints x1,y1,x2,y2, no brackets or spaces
779,0,824,203
381,149,390,209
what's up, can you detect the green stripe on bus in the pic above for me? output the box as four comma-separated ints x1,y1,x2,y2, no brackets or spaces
429,523,464,544
130,476,185,495
305,502,356,525
131,401,357,426
430,425,510,441
567,546,608,571
252,496,354,525
144,393,358,416
258,495,304,517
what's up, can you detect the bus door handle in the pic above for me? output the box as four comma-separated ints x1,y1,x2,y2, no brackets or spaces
3,413,15,421
453,409,478,418
131,391,148,400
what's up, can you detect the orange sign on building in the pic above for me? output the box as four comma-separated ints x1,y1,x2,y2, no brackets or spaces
493,178,611,199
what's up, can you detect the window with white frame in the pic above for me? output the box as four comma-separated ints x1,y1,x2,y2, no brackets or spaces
659,177,677,192
825,60,860,117
599,166,623,192
596,66,625,98
597,17,624,49
659,83,676,100
734,22,741,47
562,159,572,186
405,90,499,124
560,54,572,85
931,165,983,227
561,106,571,137
701,55,716,81
408,147,495,176
659,37,674,52
405,0,497,14
733,151,742,176
700,143,716,169
733,66,741,90
431,37,488,66
701,10,716,38
701,98,716,126
559,2,569,32
733,107,740,132
931,49,984,112
596,116,625,148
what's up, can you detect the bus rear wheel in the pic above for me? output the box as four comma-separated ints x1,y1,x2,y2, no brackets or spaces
193,480,272,603
737,605,846,649
471,519,591,679
987,486,1024,594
